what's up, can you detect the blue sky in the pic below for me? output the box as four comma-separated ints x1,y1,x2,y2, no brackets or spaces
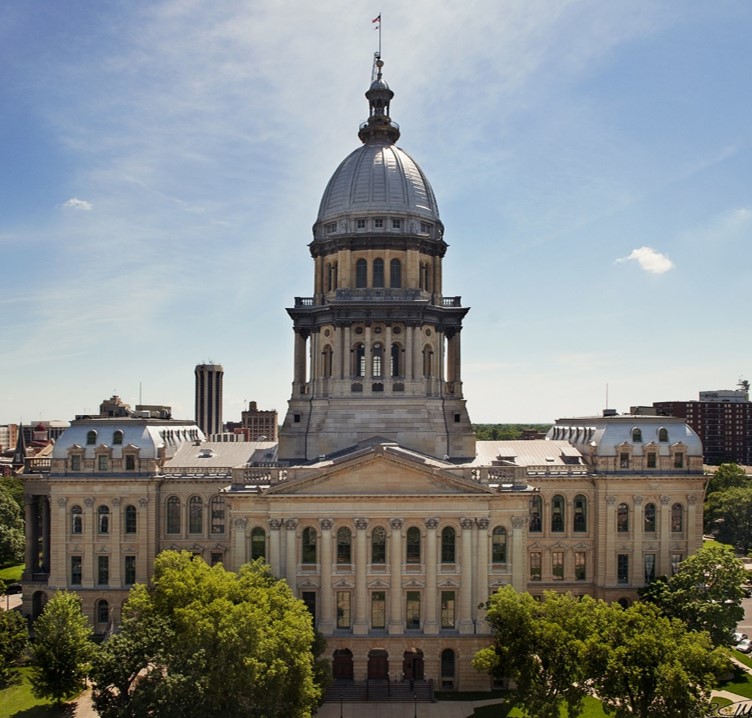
2,0,751,426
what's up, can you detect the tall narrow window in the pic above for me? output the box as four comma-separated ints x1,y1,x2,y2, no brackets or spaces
529,495,542,532
337,527,352,564
406,527,421,564
124,555,136,585
390,258,401,288
646,452,657,469
327,262,338,292
658,427,669,442
354,344,365,377
372,344,383,377
124,505,137,534
371,591,386,629
671,503,683,532
644,503,656,532
671,553,683,575
98,455,109,471
440,591,455,628
188,496,203,534
113,430,124,445
406,591,421,629
619,452,630,469
574,551,586,580
70,454,81,471
391,343,401,376
530,552,542,581
441,527,455,563
371,526,386,564
98,555,109,586
322,346,333,378
632,428,642,442
98,506,110,535
210,495,225,534
337,592,351,629
356,259,367,288
617,503,629,533
674,452,684,469
551,495,565,532
644,554,656,583
552,551,564,580
71,556,82,585
251,527,266,560
86,430,97,446
166,496,180,534
492,526,507,563
373,258,385,288
125,454,136,471
422,346,433,377
617,554,629,584
302,527,317,564
97,600,110,624
573,495,587,532
71,505,83,534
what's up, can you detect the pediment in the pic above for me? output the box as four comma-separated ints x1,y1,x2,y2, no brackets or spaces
267,446,494,497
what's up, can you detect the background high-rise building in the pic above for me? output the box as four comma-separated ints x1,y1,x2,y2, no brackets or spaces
194,363,224,437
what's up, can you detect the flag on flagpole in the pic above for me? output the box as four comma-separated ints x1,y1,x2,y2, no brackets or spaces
372,14,381,23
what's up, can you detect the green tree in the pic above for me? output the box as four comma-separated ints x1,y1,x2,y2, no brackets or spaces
0,484,24,566
705,485,752,552
640,544,746,646
91,552,321,718
31,591,94,704
588,601,728,718
706,462,748,495
0,608,28,683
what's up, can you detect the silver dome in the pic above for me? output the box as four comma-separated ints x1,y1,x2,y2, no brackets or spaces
316,141,441,224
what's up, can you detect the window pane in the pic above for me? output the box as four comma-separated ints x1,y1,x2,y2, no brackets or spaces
71,556,82,584
441,527,455,563
530,552,541,581
552,551,564,580
189,497,203,534
575,551,586,580
671,504,683,532
529,496,542,532
167,497,180,534
302,527,317,564
98,555,109,586
337,527,352,564
492,527,506,563
406,527,421,563
371,591,386,629
617,503,629,532
617,554,629,584
551,496,564,532
373,258,384,288
573,495,587,532
371,526,386,564
644,503,656,532
251,528,266,560
210,496,225,534
406,591,421,629
124,505,137,534
98,506,110,534
440,591,455,628
124,556,136,585
336,592,351,629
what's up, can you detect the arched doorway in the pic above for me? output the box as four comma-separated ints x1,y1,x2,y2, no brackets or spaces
367,648,389,680
440,648,456,690
32,591,48,619
403,648,424,681
333,648,354,680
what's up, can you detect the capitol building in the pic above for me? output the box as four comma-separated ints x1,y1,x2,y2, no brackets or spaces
21,55,706,692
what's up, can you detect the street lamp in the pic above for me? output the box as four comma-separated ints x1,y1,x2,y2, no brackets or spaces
413,692,417,718
339,692,343,718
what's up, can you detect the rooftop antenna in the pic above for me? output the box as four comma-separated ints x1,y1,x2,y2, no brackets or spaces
372,12,382,65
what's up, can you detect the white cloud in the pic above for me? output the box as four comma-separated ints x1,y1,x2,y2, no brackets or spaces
616,246,675,274
62,197,93,211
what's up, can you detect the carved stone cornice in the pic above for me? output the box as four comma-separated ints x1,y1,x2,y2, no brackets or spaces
319,518,334,531
284,519,298,530
389,518,403,530
424,518,439,530
476,518,490,530
269,519,283,531
460,518,474,530
354,518,368,530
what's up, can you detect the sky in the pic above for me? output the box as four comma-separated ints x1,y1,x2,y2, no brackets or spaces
1,0,751,427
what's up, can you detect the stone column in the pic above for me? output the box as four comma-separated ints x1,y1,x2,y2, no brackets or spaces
319,518,334,635
268,519,283,577
423,518,439,634
458,518,475,634
353,518,369,635
364,325,372,381
110,498,122,588
23,496,36,576
388,518,403,634
511,516,527,592
83,497,95,587
138,496,152,585
633,496,644,584
605,497,616,585
284,519,298,589
413,325,422,379
687,495,700,554
41,496,50,574
343,326,351,378
475,518,490,632
405,326,414,380
333,326,343,380
659,496,671,576
293,331,307,386
52,497,67,587
233,517,248,571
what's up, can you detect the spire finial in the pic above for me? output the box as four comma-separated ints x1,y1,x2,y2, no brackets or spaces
358,46,400,145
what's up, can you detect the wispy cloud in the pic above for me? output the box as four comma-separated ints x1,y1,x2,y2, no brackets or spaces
62,197,93,211
616,246,675,274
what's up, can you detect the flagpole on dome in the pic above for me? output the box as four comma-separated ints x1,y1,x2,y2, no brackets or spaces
372,12,382,59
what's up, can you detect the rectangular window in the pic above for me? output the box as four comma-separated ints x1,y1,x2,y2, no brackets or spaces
530,552,542,581
671,553,683,575
575,551,586,581
440,591,455,629
374,218,384,228
371,591,386,629
98,555,109,586
552,551,564,580
420,222,432,233
70,455,81,471
619,452,629,469
125,454,136,471
646,453,657,468
336,592,351,629
674,452,684,468
210,552,223,566
71,555,82,585
392,218,401,229
644,554,656,584
325,222,337,234
617,554,629,584
356,218,366,229
302,591,316,621
98,455,108,471
406,591,421,629
124,555,136,585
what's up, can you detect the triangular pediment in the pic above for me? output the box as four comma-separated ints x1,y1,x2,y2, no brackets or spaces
267,444,494,497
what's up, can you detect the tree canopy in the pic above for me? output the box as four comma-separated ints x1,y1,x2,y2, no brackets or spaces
91,551,322,718
0,483,24,566
706,463,748,495
0,608,28,683
705,486,752,553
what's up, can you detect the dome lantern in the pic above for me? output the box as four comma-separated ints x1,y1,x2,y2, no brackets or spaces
358,54,400,144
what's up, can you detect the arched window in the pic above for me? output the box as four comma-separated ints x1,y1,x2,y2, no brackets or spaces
302,527,317,564
71,505,83,534
113,430,124,445
390,258,401,288
251,527,266,560
86,430,97,446
391,343,401,376
356,259,367,288
98,506,110,535
337,527,352,564
492,526,507,563
371,526,386,564
372,344,383,377
671,503,683,532
422,346,433,377
321,345,333,378
617,503,629,532
573,495,587,532
188,496,203,534
658,427,669,442
373,258,385,288
97,599,110,625
354,344,365,377
440,649,455,688
210,496,225,534
632,428,642,442
644,502,656,532
327,262,338,292
406,526,421,564
551,495,565,532
529,495,542,532
166,496,181,534
124,505,137,534
441,527,455,563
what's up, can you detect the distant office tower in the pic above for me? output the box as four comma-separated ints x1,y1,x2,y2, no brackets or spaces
241,401,278,441
195,363,224,436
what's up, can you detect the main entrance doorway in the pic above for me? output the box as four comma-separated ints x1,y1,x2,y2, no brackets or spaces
333,648,354,680
367,648,389,680
403,648,424,681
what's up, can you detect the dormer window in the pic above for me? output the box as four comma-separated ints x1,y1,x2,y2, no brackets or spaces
631,428,642,442
113,430,124,445
658,427,668,442
86,430,97,446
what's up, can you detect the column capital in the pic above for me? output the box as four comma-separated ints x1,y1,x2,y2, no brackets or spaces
424,517,439,530
460,518,475,530
284,518,299,530
57,497,68,508
606,495,616,506
660,495,670,506
269,519,283,531
633,495,643,505
476,518,490,530
319,518,334,531
511,516,526,530
354,518,368,530
389,518,404,530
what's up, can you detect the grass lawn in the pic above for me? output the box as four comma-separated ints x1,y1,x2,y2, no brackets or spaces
0,667,76,718
467,696,608,717
718,669,752,699
0,563,24,584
